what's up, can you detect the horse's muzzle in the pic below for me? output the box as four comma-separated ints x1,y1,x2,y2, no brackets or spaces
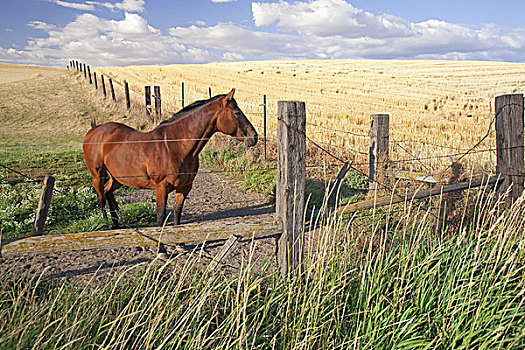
245,133,258,147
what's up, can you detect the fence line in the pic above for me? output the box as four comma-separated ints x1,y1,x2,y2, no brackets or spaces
66,60,504,170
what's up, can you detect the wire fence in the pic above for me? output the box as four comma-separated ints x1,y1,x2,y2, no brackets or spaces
1,63,522,240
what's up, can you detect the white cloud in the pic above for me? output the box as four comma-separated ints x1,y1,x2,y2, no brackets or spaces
3,12,215,66
50,0,95,11
169,23,308,59
28,21,57,30
50,0,144,12
223,52,244,61
89,0,145,12
252,0,410,39
250,0,525,61
3,0,525,66
0,47,47,64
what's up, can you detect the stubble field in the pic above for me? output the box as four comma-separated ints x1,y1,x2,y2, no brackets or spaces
98,59,525,173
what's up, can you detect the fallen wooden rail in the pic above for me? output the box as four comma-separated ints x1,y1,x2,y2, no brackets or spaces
337,176,500,215
2,217,280,258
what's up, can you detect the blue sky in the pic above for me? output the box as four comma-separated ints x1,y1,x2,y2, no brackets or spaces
1,0,524,66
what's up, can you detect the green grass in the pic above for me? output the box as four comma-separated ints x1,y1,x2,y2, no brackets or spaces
1,192,524,349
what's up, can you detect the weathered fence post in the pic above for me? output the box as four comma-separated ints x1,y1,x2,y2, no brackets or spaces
83,64,86,78
369,114,390,191
181,82,185,108
209,87,212,99
75,61,79,71
154,85,161,116
94,72,98,89
263,94,267,161
79,62,82,72
495,94,524,205
124,81,131,109
31,176,55,236
101,75,106,97
87,65,92,84
276,101,306,277
109,78,116,102
145,86,151,115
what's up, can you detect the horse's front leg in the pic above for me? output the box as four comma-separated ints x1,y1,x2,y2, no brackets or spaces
155,185,169,227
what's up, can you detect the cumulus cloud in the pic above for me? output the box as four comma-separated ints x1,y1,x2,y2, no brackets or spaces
250,0,525,61
252,0,410,39
4,12,215,66
3,0,525,66
169,22,308,59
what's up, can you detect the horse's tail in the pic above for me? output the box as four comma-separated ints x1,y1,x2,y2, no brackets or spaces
90,120,97,128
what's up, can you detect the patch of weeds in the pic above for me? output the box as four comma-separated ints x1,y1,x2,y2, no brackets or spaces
119,202,156,227
201,144,276,201
61,214,108,233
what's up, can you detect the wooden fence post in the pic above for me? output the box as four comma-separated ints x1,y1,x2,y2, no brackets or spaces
495,94,524,205
263,94,267,161
145,86,151,115
83,64,86,78
124,81,131,109
369,114,390,191
94,72,98,89
209,87,212,99
181,82,185,108
87,66,92,84
154,85,161,116
101,75,106,97
109,78,116,102
276,101,306,277
75,61,78,70
79,62,82,72
31,176,55,236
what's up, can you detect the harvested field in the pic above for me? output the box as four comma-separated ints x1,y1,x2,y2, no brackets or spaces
0,63,63,84
97,59,525,172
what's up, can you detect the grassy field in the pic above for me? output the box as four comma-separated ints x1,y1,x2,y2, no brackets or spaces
2,190,525,349
97,59,525,173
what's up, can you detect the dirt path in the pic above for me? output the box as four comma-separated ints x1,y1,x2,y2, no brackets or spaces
1,168,278,285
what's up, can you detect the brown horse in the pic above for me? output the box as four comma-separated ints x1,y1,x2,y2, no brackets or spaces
83,89,257,228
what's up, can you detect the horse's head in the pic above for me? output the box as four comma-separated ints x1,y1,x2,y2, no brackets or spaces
216,89,258,147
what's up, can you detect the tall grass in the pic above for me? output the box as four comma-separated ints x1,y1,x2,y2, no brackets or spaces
1,187,524,349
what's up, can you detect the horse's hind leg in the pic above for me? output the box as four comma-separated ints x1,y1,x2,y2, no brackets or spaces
92,169,108,220
173,184,192,225
105,177,122,229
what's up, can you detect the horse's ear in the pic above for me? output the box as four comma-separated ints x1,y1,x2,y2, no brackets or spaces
226,89,235,101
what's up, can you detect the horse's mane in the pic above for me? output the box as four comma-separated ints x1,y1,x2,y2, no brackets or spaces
159,94,226,125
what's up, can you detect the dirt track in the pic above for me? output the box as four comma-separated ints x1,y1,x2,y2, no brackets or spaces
0,168,278,285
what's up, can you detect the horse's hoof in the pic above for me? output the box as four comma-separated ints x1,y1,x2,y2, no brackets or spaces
156,253,169,261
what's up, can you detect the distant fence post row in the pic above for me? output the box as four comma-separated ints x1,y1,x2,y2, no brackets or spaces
68,59,269,153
